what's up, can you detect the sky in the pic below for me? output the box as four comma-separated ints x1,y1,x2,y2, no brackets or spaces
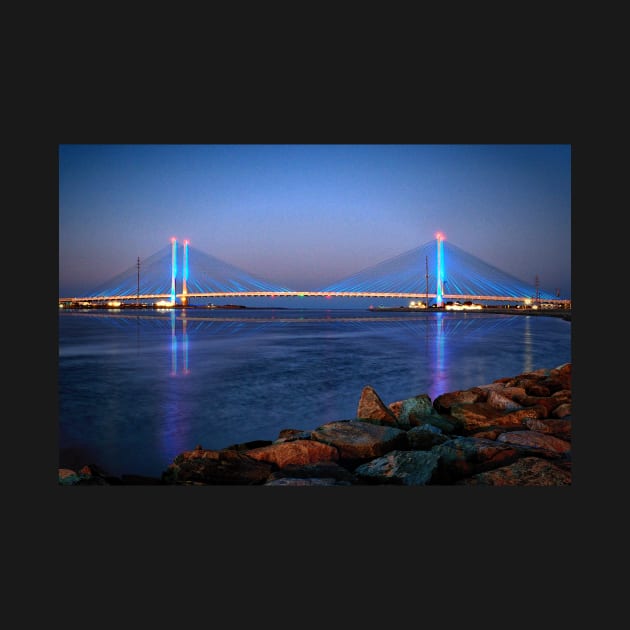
59,144,571,307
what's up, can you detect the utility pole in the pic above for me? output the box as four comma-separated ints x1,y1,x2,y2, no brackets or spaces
137,257,140,306
425,255,429,309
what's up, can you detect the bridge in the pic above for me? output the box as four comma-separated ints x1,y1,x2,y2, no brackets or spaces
59,233,570,307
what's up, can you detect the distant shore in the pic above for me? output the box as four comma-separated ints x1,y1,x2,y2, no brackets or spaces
369,306,571,321
58,302,571,321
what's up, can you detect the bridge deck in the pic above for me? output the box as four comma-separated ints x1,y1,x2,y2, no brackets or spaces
58,291,570,305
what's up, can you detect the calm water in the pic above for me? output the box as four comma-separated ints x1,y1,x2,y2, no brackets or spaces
58,308,571,478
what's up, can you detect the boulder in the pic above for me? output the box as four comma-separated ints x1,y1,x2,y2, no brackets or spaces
457,456,571,486
311,420,407,461
356,385,398,426
162,448,272,485
431,437,520,483
245,440,339,468
355,450,440,485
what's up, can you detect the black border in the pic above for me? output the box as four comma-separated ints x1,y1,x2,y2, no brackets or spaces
27,103,594,606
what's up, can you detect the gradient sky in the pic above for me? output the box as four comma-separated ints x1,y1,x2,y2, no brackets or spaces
59,144,571,306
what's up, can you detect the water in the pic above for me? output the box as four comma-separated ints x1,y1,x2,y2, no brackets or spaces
58,308,571,478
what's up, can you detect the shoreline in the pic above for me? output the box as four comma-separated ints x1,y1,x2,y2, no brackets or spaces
59,363,572,486
369,306,571,321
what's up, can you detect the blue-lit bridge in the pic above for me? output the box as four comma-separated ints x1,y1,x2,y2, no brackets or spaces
59,234,570,307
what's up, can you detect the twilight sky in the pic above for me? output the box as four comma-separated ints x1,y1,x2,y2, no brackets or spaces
59,144,571,306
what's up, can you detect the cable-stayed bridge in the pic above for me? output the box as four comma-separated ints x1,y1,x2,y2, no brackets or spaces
59,235,569,306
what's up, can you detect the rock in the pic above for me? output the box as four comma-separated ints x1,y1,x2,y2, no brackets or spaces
457,456,571,486
275,429,312,442
355,450,440,485
387,393,444,429
497,430,571,455
121,362,572,486
431,437,520,483
553,403,571,418
356,386,398,426
406,424,449,449
486,389,524,412
245,440,339,468
266,461,358,484
448,402,505,431
433,389,482,414
58,469,80,485
311,420,407,462
162,448,272,485
525,418,571,440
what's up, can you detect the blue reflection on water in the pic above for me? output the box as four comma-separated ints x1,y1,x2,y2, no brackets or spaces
59,308,571,477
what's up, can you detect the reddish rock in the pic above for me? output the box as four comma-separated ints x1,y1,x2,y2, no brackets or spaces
357,385,398,425
433,389,482,414
469,429,503,440
432,437,520,482
448,402,505,431
497,430,571,454
553,403,571,418
311,420,407,461
388,400,404,418
539,374,571,393
525,418,571,440
478,384,527,401
486,389,524,412
162,448,273,485
517,395,561,417
525,383,552,397
552,389,572,401
457,457,571,486
496,406,546,426
245,439,339,468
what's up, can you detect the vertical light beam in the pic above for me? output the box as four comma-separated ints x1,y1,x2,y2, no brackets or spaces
182,239,189,306
171,237,177,304
436,232,444,306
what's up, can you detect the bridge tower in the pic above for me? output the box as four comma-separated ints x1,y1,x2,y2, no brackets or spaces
436,232,444,307
170,237,177,304
181,239,189,306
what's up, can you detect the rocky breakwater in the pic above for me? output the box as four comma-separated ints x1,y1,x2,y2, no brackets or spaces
60,363,572,486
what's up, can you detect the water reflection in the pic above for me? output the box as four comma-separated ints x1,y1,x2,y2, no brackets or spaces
60,309,527,388
169,311,190,376
59,309,570,477
434,312,449,395
523,315,533,373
